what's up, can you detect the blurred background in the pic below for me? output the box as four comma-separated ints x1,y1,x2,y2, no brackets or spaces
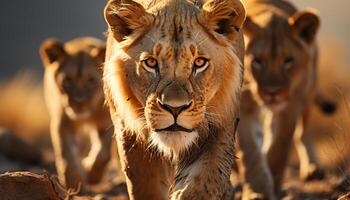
0,0,349,177
0,0,350,78
0,0,106,78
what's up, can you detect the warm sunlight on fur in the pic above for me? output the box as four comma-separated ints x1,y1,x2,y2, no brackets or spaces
1,0,350,200
103,1,244,156
103,0,246,199
40,37,113,189
149,131,199,156
237,0,332,199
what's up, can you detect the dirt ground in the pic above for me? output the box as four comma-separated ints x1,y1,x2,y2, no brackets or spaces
0,129,349,200
1,163,349,200
230,167,350,200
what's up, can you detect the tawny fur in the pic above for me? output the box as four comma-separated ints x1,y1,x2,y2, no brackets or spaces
40,37,113,189
237,0,323,199
103,0,246,199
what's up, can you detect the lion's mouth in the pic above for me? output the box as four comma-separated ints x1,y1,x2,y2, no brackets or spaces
65,107,92,120
264,99,284,105
265,100,288,112
155,123,194,133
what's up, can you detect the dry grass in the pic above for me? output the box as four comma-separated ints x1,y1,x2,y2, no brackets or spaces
0,71,49,143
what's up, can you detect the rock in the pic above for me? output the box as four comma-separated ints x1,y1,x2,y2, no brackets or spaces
0,171,68,200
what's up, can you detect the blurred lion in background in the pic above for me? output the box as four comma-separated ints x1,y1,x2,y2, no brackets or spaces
40,37,113,189
237,0,337,199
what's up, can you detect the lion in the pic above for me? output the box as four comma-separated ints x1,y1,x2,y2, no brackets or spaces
237,0,334,199
40,37,113,189
102,0,246,199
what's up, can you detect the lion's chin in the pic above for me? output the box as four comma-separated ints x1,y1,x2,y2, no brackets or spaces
149,130,198,157
65,107,92,120
264,100,288,113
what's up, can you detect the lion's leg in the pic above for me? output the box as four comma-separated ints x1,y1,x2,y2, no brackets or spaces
237,106,275,200
50,118,86,190
237,124,276,200
116,130,170,200
293,117,311,179
266,107,299,193
294,108,324,180
83,127,113,184
236,90,275,200
170,125,238,200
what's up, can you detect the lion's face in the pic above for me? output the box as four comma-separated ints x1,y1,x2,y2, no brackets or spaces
244,10,319,110
104,0,246,155
40,39,106,119
133,31,227,155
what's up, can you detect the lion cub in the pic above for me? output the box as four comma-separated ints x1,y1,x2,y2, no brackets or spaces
237,0,332,199
40,37,113,189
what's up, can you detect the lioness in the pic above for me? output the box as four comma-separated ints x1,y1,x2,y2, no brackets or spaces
237,0,326,199
102,0,246,199
40,37,113,189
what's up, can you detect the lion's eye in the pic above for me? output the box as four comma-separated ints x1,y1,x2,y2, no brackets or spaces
142,57,158,74
63,77,74,89
283,57,294,70
252,58,263,71
193,57,209,74
87,77,97,88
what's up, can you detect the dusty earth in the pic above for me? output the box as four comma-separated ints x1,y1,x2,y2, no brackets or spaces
0,129,349,200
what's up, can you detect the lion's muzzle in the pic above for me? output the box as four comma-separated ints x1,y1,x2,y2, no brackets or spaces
157,100,192,122
156,80,194,130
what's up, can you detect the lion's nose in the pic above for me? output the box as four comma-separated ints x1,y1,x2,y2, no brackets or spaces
261,86,284,97
158,80,193,118
158,100,192,119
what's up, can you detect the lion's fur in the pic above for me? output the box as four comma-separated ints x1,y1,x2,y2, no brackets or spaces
40,37,113,189
238,0,322,199
103,0,246,199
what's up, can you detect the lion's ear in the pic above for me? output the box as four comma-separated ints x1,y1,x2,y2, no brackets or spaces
201,0,246,42
104,0,154,43
40,39,66,66
243,16,261,37
289,9,320,44
91,45,106,73
91,46,106,63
